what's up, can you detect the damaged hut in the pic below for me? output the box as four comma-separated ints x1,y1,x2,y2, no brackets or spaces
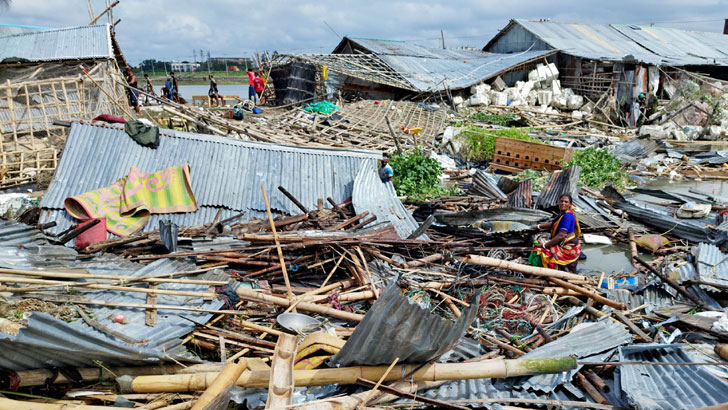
483,19,728,125
0,24,129,188
274,36,555,102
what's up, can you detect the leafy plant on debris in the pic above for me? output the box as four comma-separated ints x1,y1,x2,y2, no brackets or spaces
456,127,541,161
390,149,459,201
513,169,545,192
566,147,628,189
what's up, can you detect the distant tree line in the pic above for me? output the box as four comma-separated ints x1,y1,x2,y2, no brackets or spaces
137,58,257,74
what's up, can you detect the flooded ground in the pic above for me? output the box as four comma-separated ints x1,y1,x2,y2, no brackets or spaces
580,243,637,275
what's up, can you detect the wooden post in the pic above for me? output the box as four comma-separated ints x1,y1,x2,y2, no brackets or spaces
384,115,402,153
190,358,247,410
235,287,364,322
261,184,293,302
6,80,19,152
547,277,625,310
462,255,586,281
634,256,709,309
265,334,298,409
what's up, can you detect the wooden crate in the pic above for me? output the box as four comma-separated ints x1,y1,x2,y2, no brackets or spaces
491,137,573,172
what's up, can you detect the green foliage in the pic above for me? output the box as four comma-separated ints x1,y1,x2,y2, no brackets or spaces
456,127,541,161
389,150,459,201
566,148,628,189
469,113,517,127
513,169,545,192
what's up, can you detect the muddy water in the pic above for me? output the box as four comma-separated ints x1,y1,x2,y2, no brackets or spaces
579,244,636,276
577,178,725,275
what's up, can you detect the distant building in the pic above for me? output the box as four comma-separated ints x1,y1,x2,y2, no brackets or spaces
210,57,253,66
227,65,240,71
170,62,200,72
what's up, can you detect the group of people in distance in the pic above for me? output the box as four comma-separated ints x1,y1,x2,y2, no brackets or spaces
124,67,267,111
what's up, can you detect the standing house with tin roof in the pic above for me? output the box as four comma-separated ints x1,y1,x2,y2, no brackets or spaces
275,36,556,102
483,19,728,106
0,24,128,188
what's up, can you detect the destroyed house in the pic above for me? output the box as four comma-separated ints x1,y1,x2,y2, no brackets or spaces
276,36,555,101
40,121,421,240
483,19,728,102
0,24,128,188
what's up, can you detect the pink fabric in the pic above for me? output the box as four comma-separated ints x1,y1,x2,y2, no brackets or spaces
93,114,126,124
75,218,107,249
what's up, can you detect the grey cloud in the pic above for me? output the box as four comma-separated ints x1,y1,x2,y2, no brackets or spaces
0,0,726,64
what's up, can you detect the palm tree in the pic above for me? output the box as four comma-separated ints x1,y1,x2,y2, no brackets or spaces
0,0,11,11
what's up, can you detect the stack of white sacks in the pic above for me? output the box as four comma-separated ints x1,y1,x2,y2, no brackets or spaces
456,63,590,119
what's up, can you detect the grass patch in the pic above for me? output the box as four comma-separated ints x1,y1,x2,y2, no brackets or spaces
390,150,460,201
455,127,541,162
566,147,628,189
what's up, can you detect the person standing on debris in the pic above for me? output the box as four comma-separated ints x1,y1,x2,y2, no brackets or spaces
531,194,582,272
208,74,223,107
253,71,265,104
379,154,394,183
246,69,258,104
170,72,180,103
162,77,172,100
124,67,141,115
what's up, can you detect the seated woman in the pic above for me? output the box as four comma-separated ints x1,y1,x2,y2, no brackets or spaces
532,194,582,272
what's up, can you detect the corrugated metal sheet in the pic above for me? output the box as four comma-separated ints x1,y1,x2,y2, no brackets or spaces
352,166,424,239
613,199,715,244
618,344,728,410
0,246,227,370
512,321,630,393
535,166,580,210
411,378,596,410
329,281,480,367
612,24,728,66
0,24,113,62
0,219,49,246
434,207,551,226
0,23,49,37
506,179,532,209
693,242,728,291
468,171,507,200
40,122,381,236
613,139,660,163
485,19,728,66
339,37,555,91
603,287,680,313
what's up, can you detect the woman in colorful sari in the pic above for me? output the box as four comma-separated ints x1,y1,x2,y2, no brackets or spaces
532,194,582,272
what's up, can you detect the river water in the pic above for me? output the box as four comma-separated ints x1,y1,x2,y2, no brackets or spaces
145,84,253,103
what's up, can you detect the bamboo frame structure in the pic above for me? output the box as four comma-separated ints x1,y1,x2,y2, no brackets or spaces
0,60,127,187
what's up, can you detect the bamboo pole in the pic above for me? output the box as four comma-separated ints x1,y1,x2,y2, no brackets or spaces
261,184,293,302
235,287,363,322
0,278,216,298
462,255,587,281
547,277,625,310
127,357,578,392
80,65,134,118
14,363,224,387
189,358,247,410
0,267,227,286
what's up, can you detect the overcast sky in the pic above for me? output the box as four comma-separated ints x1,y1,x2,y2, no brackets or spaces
1,0,727,65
